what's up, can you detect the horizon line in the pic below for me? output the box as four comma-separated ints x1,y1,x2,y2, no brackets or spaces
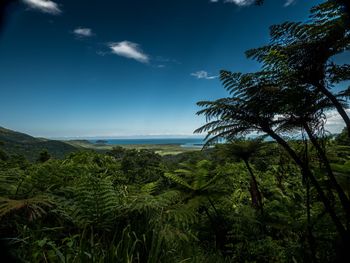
48,134,206,140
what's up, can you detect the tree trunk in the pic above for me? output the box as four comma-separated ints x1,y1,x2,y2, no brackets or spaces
243,159,263,213
306,178,317,263
302,134,317,262
203,205,228,253
303,122,350,221
265,129,349,241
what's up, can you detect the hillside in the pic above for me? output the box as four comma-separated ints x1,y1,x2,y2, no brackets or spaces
0,126,78,161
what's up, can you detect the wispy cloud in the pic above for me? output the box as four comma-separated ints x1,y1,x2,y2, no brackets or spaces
284,0,296,7
73,27,94,38
22,0,61,15
155,56,181,65
212,0,295,6
191,71,218,80
96,50,108,56
109,41,149,63
224,0,255,6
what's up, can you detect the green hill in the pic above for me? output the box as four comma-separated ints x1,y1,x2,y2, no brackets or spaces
0,127,78,161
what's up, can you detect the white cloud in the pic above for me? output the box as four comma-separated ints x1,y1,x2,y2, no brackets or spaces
73,27,94,38
213,0,295,7
191,71,218,80
325,109,350,134
284,0,296,7
23,0,61,15
109,41,149,63
224,0,255,6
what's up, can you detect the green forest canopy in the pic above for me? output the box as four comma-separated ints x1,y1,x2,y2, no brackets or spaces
1,0,350,262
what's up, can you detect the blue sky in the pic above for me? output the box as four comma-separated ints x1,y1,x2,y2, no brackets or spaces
1,0,344,138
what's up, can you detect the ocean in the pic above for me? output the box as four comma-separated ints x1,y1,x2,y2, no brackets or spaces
89,138,205,147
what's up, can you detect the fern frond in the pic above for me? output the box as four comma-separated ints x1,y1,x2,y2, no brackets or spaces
141,181,159,195
66,174,118,230
0,195,54,221
164,172,192,189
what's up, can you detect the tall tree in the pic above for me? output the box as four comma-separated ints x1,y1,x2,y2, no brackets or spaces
247,1,350,137
195,71,349,241
221,139,264,212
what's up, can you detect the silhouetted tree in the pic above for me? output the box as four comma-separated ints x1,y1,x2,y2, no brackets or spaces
195,70,349,242
256,0,349,18
247,1,350,137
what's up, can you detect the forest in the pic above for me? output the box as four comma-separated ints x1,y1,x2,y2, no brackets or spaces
1,0,350,262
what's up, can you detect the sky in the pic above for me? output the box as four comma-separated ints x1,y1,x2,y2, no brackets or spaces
0,0,347,138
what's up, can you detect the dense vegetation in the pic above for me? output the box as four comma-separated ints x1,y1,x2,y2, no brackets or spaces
0,127,78,161
0,133,350,262
1,0,350,262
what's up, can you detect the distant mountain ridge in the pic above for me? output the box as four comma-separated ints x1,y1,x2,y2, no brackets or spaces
0,126,78,161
